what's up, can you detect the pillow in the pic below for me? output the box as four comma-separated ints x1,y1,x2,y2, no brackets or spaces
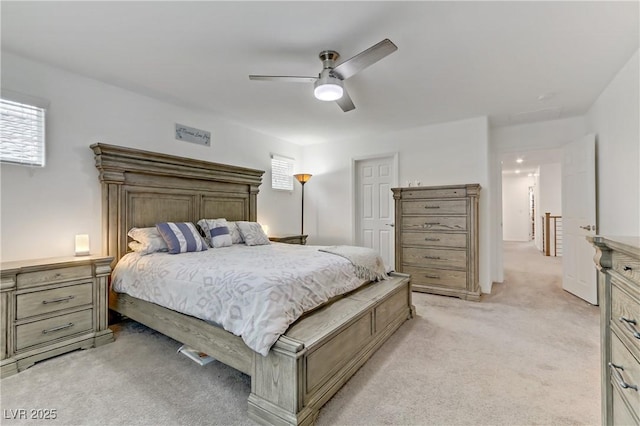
156,222,208,254
198,219,244,245
197,218,232,248
226,221,244,244
236,221,270,246
127,227,168,254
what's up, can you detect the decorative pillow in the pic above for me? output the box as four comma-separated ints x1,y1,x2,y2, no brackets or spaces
198,218,244,245
236,221,270,246
127,227,168,254
210,225,232,248
198,218,232,248
156,222,208,254
226,221,244,244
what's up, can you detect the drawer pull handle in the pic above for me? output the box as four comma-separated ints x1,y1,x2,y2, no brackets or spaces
42,322,74,335
424,238,441,242
608,363,638,391
424,255,441,260
623,265,632,271
425,274,440,279
619,316,640,339
424,206,440,209
42,295,75,305
423,222,441,227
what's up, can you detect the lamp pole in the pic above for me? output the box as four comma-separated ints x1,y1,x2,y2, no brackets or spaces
294,174,312,236
300,181,306,235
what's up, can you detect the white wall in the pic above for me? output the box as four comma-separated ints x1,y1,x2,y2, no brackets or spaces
538,163,562,217
502,174,534,241
302,116,494,293
586,49,640,236
0,52,303,261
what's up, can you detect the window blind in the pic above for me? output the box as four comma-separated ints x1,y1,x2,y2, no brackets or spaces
271,154,294,191
0,98,46,167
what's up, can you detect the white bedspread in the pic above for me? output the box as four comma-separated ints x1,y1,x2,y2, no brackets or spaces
111,243,372,356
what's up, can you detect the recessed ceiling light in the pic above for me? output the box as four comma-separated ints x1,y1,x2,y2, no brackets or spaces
528,173,533,177
516,158,523,163
515,170,521,174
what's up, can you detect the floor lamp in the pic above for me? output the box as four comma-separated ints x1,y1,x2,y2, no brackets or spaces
294,173,312,235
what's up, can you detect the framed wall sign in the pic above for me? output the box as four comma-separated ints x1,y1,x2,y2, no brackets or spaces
175,123,211,146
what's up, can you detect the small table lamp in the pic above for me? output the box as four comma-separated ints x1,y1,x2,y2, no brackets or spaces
293,174,312,235
75,234,90,256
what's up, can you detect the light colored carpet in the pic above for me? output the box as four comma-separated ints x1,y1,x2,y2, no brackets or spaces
0,242,600,425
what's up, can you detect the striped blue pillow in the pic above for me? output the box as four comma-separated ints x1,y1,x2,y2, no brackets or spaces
209,224,232,248
156,222,208,254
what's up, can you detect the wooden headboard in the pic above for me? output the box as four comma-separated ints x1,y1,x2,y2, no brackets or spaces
91,143,264,265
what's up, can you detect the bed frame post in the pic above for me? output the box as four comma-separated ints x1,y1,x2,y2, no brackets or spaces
248,337,315,426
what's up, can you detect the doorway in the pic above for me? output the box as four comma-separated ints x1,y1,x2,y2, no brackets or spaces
353,153,399,271
498,136,597,305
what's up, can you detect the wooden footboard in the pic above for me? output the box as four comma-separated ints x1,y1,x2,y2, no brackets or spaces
248,272,413,425
110,273,412,426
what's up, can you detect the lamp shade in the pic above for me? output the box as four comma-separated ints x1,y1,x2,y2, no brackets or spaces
75,234,90,256
294,173,312,184
314,76,343,101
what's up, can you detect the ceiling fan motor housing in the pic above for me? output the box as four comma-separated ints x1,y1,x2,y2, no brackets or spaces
319,50,340,69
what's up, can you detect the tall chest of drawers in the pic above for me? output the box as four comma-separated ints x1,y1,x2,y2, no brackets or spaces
392,184,481,301
589,236,640,425
0,256,113,378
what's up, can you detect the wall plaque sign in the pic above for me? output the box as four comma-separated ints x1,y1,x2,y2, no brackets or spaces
175,123,211,146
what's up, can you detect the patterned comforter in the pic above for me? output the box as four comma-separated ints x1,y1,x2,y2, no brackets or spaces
111,243,375,356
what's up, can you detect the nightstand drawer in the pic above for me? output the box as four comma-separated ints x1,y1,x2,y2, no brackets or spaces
402,199,467,215
17,265,93,289
17,282,93,320
403,247,467,269
16,309,94,351
402,231,467,249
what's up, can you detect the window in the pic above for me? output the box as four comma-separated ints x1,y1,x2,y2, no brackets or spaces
0,92,47,167
271,154,294,191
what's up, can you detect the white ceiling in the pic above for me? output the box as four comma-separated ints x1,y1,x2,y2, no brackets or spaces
2,1,638,146
501,148,563,176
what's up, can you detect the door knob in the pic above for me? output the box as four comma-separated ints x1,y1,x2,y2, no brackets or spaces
579,225,595,231
385,223,395,227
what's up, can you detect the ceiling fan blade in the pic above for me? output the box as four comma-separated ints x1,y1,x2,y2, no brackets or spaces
249,75,316,83
332,39,398,80
336,87,355,112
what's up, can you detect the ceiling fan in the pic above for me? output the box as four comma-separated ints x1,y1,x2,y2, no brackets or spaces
249,39,397,112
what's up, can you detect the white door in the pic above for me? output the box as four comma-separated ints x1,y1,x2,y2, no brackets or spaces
561,134,597,304
355,156,396,270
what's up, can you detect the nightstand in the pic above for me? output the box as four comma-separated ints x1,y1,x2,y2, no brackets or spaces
269,235,308,245
1,255,113,378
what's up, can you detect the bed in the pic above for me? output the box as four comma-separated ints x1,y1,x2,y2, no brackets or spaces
92,143,413,426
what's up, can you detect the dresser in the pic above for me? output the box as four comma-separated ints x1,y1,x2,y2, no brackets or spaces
268,234,308,245
589,236,640,425
392,184,481,301
0,256,113,378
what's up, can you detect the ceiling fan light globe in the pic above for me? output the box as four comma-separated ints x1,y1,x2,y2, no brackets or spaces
314,84,343,101
314,76,344,101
